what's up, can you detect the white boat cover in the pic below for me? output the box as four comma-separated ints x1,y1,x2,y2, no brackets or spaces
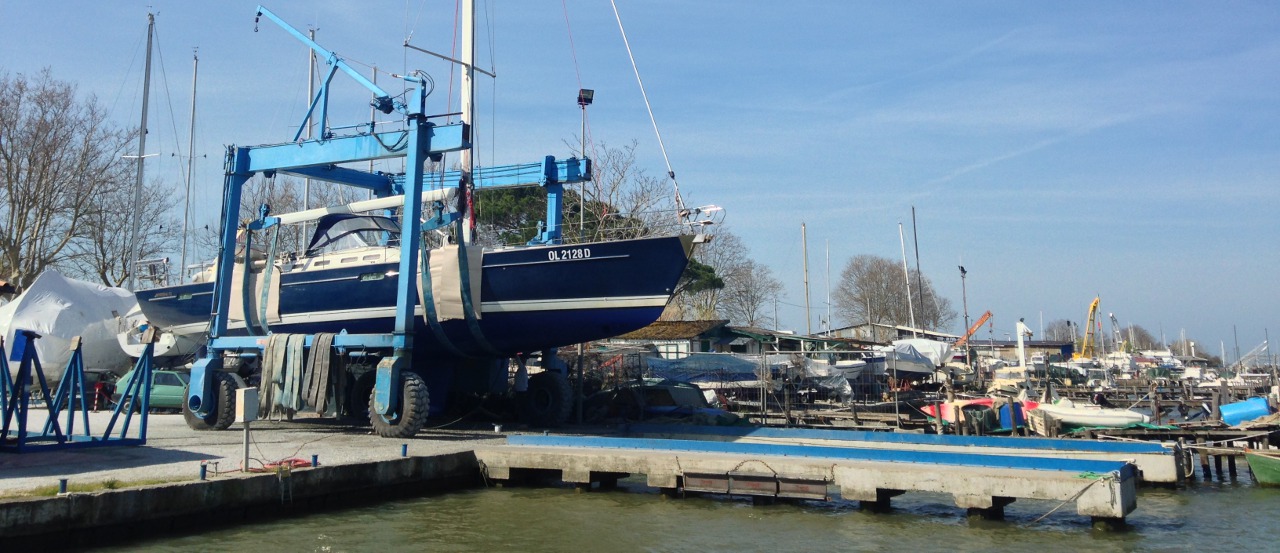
0,270,136,381
873,342,937,375
892,338,953,368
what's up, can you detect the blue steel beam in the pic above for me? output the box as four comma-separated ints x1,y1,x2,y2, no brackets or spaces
254,6,400,122
391,157,591,190
282,166,396,195
239,125,468,174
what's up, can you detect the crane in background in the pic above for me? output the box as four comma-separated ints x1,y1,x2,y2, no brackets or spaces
955,310,992,347
1074,297,1101,360
1108,312,1131,354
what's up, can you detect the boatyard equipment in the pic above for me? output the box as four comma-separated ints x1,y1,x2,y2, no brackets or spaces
1,330,157,452
954,310,992,348
171,4,702,438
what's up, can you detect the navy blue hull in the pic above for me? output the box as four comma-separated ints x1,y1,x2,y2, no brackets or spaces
136,235,692,357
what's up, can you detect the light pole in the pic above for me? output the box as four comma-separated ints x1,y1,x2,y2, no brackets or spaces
575,89,592,424
577,88,593,233
960,265,970,374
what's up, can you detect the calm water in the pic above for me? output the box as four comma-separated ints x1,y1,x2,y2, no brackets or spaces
97,475,1279,552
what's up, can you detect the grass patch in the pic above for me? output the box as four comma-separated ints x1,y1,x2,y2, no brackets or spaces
0,476,194,499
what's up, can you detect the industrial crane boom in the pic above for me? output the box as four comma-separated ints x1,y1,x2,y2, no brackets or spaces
955,310,992,347
1074,297,1100,359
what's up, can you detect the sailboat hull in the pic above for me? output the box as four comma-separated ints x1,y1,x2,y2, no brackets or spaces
135,234,694,358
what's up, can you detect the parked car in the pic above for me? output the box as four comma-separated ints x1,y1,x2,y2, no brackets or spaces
111,369,190,412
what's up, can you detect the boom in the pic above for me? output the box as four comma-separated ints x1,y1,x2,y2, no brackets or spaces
955,310,992,347
1075,297,1101,359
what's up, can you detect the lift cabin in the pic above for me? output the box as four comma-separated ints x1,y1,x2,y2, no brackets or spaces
184,6,596,437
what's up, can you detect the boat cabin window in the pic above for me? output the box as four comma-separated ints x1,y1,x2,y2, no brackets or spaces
306,214,400,256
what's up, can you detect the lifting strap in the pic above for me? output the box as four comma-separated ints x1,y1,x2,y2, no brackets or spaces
240,229,264,335
417,235,466,358
303,332,334,415
281,334,306,413
455,240,499,356
257,225,281,332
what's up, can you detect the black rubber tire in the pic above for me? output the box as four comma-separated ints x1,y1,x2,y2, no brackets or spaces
517,371,574,427
369,371,430,438
183,371,238,431
343,371,376,424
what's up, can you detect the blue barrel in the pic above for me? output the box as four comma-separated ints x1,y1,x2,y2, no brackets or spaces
1220,397,1271,426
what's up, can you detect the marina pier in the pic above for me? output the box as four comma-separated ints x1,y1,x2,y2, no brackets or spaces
475,434,1138,527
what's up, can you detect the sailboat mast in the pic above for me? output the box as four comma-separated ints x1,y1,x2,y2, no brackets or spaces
802,222,811,336
126,12,154,292
899,222,917,337
459,0,476,244
179,48,198,284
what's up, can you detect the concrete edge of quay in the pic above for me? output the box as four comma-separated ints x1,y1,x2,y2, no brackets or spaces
0,451,482,550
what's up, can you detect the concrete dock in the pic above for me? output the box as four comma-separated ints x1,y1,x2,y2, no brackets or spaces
627,423,1185,484
3,413,1145,547
0,411,499,549
475,434,1139,526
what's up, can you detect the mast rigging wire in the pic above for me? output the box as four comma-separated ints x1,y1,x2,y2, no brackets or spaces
609,0,687,221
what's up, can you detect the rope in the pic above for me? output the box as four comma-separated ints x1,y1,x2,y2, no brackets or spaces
1184,431,1274,448
726,459,779,476
1025,473,1110,526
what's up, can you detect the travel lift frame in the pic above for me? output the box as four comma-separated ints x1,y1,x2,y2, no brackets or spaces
186,6,588,436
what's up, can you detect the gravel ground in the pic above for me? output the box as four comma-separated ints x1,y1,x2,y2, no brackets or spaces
0,410,510,494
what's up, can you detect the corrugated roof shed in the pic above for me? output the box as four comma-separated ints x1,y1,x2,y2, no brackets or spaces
612,320,729,340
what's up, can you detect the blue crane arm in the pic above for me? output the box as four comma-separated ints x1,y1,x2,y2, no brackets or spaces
254,5,394,112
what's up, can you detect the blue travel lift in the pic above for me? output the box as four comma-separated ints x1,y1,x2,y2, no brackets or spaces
1,330,159,452
185,6,588,437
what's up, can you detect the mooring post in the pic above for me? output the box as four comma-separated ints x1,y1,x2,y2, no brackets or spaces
1198,438,1211,480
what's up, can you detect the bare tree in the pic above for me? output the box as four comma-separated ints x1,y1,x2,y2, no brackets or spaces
63,177,180,287
1124,324,1162,351
1045,319,1073,342
575,140,678,242
0,69,137,290
833,254,956,336
678,230,745,319
720,259,784,328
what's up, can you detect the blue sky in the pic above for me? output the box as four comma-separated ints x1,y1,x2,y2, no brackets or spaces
3,1,1278,362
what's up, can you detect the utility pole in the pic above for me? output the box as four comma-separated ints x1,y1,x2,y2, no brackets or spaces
960,264,969,370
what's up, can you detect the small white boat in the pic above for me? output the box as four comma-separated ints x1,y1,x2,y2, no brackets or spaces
1031,398,1149,428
